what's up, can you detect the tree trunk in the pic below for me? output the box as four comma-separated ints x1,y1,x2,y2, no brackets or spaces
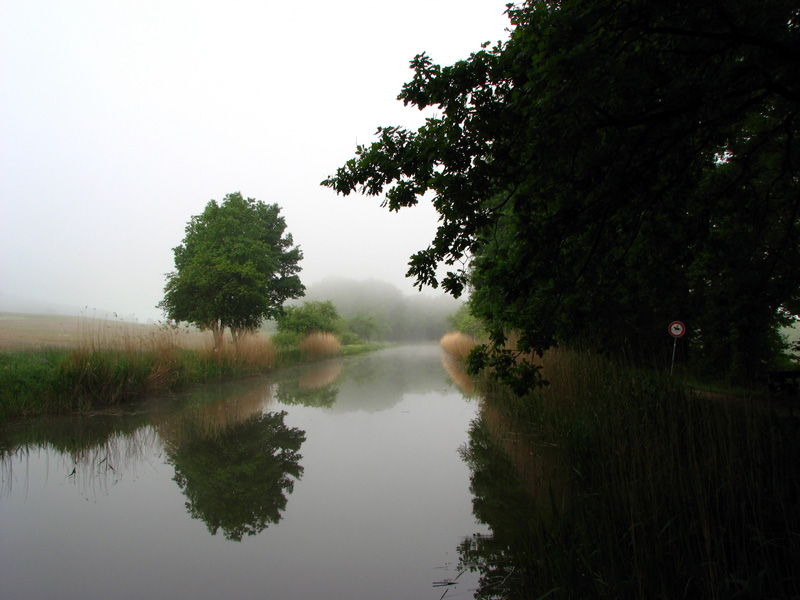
210,321,225,351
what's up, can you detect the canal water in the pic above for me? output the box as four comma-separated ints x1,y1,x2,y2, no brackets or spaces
0,345,490,600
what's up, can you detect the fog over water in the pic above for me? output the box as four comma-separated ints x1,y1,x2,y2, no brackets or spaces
0,1,512,321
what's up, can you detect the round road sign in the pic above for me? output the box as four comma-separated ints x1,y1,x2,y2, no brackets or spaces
669,321,686,338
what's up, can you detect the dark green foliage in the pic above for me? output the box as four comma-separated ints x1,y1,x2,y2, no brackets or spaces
159,192,304,349
337,329,363,346
275,379,339,408
0,349,66,418
276,299,374,344
447,302,485,339
270,330,303,349
276,300,341,335
166,410,305,541
323,0,800,389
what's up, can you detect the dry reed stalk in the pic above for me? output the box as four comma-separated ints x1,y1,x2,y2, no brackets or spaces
298,332,342,359
535,346,601,413
76,314,213,355
227,333,277,368
440,331,475,360
502,330,543,365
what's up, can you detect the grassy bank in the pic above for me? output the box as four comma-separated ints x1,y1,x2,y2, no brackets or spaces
0,318,361,420
442,333,800,599
1,336,277,419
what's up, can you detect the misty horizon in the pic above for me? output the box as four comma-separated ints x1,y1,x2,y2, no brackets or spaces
0,275,463,324
0,1,510,325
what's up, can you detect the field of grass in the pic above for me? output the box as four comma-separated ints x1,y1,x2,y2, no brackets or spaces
0,312,139,349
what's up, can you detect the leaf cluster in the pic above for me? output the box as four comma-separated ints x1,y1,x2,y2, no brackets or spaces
323,0,800,388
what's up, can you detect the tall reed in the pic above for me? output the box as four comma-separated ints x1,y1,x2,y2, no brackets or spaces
475,347,800,599
440,331,476,361
298,332,342,360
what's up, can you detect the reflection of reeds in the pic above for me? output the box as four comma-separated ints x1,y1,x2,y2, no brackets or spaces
298,332,341,359
154,381,276,445
1,379,280,497
440,330,540,385
298,360,343,390
69,427,160,491
440,331,475,360
1,426,160,497
479,399,567,510
441,352,477,397
440,331,479,395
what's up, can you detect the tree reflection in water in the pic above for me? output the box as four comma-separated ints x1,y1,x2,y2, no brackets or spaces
457,416,534,598
458,405,569,600
165,410,305,542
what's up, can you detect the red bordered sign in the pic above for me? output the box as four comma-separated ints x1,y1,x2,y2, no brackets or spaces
669,321,686,338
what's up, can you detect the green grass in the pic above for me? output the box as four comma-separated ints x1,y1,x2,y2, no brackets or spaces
0,348,67,417
462,346,800,599
0,330,279,419
0,325,389,420
341,341,392,356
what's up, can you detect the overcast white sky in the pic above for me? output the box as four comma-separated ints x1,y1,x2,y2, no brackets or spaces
0,0,512,321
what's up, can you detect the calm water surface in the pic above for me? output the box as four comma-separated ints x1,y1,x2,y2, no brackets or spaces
0,345,489,600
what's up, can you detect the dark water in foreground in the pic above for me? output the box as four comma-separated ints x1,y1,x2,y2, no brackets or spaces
0,345,489,600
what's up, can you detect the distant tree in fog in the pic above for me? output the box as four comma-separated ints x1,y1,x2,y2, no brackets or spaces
300,277,460,341
347,312,383,342
275,300,341,336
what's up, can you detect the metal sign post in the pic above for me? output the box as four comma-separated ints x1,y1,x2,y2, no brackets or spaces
669,321,686,374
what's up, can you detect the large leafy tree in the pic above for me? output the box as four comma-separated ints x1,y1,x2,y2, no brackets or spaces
323,0,800,387
159,192,304,348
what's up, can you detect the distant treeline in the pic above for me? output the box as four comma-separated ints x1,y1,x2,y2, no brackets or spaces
285,277,461,342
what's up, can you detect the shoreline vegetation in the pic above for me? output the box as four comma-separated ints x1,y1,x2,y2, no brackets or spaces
440,331,800,599
0,312,376,420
